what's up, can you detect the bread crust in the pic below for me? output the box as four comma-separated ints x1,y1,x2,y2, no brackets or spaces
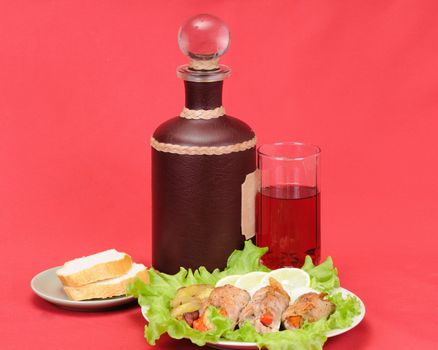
63,268,149,301
56,254,132,287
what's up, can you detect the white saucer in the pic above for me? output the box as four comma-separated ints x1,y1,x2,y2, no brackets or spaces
31,266,136,311
141,287,365,349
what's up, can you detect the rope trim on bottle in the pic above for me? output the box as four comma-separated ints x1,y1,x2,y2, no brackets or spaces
151,136,257,155
190,58,220,70
180,106,225,119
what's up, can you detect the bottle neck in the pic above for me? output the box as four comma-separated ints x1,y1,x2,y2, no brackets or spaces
184,81,223,109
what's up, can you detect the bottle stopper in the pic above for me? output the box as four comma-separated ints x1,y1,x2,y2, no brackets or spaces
177,14,231,82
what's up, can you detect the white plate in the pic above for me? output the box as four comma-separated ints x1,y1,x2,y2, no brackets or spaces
31,266,136,311
141,287,365,349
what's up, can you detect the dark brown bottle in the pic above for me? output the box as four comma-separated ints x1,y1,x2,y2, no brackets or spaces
151,15,257,274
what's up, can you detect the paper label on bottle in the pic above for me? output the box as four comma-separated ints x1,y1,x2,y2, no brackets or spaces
241,169,259,239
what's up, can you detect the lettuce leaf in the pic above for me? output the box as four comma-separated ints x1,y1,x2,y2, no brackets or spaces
226,322,326,350
301,256,340,292
128,241,361,350
221,240,270,275
324,293,362,330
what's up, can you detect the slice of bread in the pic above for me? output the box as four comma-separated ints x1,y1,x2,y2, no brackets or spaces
56,249,132,287
63,263,148,301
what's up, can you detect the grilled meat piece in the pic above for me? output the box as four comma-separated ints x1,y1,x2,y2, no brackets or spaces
194,284,251,331
238,278,290,333
282,292,336,330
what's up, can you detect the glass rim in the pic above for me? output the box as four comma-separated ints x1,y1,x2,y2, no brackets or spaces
257,141,321,161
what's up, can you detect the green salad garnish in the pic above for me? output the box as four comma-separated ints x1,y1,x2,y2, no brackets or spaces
127,241,361,350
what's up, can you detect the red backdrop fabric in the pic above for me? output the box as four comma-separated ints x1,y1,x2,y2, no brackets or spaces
1,1,437,349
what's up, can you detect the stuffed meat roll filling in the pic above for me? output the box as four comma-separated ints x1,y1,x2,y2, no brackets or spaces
282,292,336,330
170,284,214,327
238,278,290,333
193,284,251,331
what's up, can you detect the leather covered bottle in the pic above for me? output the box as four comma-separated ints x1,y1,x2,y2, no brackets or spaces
151,15,257,274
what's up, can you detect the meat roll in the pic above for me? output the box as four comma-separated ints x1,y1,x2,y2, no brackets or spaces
238,278,290,333
193,284,251,331
282,292,336,330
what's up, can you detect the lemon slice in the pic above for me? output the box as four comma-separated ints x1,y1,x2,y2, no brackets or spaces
235,272,269,294
261,268,310,291
215,274,241,287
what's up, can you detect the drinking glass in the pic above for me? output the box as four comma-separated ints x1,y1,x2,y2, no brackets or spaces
257,142,321,269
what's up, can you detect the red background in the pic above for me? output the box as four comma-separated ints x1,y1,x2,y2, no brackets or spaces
1,1,437,349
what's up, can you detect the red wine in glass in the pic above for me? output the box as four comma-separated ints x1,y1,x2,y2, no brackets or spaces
257,184,320,269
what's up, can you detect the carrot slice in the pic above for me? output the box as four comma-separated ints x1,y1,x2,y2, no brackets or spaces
287,315,303,329
260,313,273,326
219,308,228,317
192,316,208,332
